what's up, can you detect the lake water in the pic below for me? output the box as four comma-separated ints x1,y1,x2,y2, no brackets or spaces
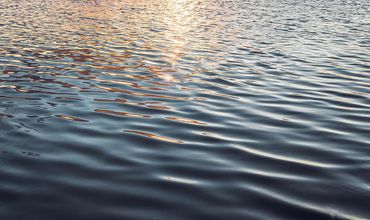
0,0,369,219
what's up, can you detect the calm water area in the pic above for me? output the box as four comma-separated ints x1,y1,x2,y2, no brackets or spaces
0,0,370,219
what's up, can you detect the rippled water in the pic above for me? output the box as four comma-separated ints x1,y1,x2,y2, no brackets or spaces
1,0,370,219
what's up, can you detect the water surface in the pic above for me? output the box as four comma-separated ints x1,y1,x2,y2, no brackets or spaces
0,0,370,219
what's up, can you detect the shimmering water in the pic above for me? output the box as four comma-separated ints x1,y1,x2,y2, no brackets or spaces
0,0,369,219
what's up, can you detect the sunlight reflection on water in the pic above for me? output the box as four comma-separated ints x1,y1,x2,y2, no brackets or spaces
0,0,370,219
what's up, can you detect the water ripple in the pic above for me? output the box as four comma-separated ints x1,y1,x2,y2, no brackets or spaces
1,0,370,219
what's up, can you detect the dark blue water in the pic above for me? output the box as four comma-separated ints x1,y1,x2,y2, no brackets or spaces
1,0,370,219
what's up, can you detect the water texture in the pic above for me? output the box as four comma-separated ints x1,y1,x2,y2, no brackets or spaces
0,0,370,219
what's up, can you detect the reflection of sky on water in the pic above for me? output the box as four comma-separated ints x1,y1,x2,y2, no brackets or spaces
0,1,369,219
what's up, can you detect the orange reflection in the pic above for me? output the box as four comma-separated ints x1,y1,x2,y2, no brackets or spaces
124,129,184,144
165,116,207,126
55,114,89,122
95,109,150,118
